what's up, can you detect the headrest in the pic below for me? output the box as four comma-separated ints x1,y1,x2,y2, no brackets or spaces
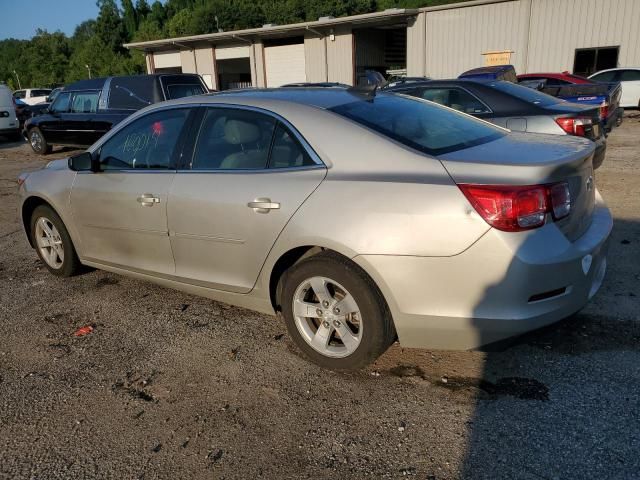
224,119,261,145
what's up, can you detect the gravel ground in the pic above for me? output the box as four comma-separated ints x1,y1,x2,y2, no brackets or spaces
0,115,639,480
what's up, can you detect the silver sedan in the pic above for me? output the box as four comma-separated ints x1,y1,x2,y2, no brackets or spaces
17,88,612,369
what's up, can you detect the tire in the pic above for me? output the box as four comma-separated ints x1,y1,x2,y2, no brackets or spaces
28,127,52,155
30,205,82,277
280,251,396,370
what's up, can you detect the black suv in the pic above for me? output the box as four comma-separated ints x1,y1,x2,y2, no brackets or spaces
24,74,208,154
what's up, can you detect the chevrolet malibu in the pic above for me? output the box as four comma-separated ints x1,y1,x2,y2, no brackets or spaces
17,89,612,369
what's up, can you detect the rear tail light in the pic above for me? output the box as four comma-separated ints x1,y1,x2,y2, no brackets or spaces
555,117,592,137
599,101,609,121
459,182,571,232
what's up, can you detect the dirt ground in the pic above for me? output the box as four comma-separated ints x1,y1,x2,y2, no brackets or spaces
0,115,639,480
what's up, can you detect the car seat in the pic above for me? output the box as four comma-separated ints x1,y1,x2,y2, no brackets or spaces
219,119,267,169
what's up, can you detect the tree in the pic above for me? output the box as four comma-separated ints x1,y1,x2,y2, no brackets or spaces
135,0,151,19
122,0,139,40
95,0,127,53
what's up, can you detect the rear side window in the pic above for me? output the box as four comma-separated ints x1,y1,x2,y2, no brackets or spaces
416,87,490,114
166,83,207,99
31,89,52,97
99,108,190,170
191,108,276,170
329,94,504,156
269,124,315,168
70,91,100,113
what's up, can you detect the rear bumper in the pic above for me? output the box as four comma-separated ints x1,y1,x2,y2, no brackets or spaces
354,192,612,350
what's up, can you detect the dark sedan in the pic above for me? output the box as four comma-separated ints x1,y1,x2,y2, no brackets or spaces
384,79,607,168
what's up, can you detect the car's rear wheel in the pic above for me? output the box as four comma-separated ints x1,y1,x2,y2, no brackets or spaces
29,127,52,154
30,205,81,277
280,252,395,370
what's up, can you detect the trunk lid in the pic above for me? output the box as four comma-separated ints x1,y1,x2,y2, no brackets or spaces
546,103,603,141
438,132,596,241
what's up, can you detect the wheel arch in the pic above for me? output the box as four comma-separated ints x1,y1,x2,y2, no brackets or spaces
267,245,396,332
21,196,60,248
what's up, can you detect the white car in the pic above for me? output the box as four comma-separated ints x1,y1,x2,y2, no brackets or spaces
13,88,52,106
589,68,640,108
0,84,20,141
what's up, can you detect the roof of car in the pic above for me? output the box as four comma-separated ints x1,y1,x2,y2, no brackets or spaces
517,72,592,84
208,87,382,109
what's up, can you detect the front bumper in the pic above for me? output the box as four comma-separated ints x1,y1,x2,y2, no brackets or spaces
354,193,612,350
0,127,19,136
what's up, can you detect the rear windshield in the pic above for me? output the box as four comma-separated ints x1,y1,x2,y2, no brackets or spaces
329,94,505,156
488,81,562,106
166,83,207,99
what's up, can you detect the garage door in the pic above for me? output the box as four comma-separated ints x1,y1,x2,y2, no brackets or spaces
264,43,306,87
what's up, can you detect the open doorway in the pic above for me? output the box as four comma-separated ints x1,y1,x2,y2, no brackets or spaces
217,58,252,90
573,46,619,77
354,26,406,86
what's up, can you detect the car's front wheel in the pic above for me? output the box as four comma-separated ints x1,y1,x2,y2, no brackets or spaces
280,252,396,370
28,127,52,154
30,205,82,277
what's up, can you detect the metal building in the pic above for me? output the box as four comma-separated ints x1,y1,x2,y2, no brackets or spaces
124,0,640,90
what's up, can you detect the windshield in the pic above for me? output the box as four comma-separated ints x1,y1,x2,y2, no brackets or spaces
329,94,505,156
488,81,562,106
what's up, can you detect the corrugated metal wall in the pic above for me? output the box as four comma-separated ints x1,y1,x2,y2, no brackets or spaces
304,34,327,82
527,0,640,71
326,27,354,85
410,0,640,79
422,0,530,78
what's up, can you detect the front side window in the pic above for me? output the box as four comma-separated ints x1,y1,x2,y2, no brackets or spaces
620,70,640,81
13,90,25,99
590,71,617,82
330,94,504,156
191,108,276,170
417,87,491,114
99,109,189,170
50,92,71,113
70,91,100,113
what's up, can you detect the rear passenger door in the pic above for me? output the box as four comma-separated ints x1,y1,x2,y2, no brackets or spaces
67,90,101,146
618,70,640,108
167,106,326,293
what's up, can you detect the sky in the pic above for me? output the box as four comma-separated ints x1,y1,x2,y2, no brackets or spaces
1,0,101,40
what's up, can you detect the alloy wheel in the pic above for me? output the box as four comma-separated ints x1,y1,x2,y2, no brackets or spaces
292,276,363,358
34,217,64,269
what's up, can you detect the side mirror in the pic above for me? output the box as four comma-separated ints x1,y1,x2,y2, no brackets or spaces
68,152,100,172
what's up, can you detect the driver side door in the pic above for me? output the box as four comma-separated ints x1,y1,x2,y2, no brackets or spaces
70,107,193,275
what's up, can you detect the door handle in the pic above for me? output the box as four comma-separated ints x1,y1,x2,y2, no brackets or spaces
137,193,160,207
247,198,280,213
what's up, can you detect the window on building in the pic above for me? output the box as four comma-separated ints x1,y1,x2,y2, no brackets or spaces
573,47,619,77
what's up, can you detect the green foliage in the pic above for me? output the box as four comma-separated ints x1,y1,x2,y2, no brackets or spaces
0,0,459,88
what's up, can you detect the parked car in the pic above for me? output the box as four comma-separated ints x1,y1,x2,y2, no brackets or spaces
589,68,640,109
24,74,209,154
517,72,622,131
13,88,53,105
15,98,51,129
0,84,20,141
384,79,608,168
18,88,611,369
459,65,518,83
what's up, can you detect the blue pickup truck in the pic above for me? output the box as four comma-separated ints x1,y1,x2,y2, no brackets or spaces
460,65,622,132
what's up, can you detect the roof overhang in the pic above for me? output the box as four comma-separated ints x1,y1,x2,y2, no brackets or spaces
124,8,417,52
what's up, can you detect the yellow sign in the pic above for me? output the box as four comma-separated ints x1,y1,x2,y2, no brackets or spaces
482,50,514,66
